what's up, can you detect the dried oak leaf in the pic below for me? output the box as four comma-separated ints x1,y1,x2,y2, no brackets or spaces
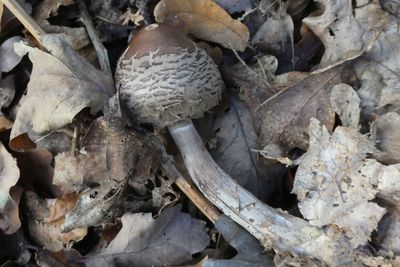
10,34,112,152
292,119,386,248
0,143,20,234
154,0,249,51
371,112,400,164
33,0,90,50
24,191,87,252
85,205,209,267
303,0,387,71
258,64,342,157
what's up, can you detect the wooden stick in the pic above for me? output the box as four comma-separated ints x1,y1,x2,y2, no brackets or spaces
1,0,45,46
161,159,221,223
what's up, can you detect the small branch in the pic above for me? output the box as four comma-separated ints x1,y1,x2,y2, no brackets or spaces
1,0,45,46
77,0,114,93
161,159,221,223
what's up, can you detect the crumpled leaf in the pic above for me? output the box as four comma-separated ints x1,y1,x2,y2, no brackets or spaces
330,83,361,128
303,0,387,71
0,186,22,235
24,191,87,252
36,248,83,267
0,143,20,234
376,207,400,254
371,112,400,164
210,97,271,200
154,0,249,51
0,36,23,73
85,205,209,267
10,34,112,151
33,0,90,50
292,119,386,248
214,0,255,13
258,64,342,156
354,6,400,120
0,74,15,112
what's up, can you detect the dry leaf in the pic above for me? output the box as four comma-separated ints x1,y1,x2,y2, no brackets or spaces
292,119,385,248
154,0,250,51
330,83,361,128
303,0,387,71
354,7,400,120
0,74,15,111
85,205,209,267
214,0,255,13
371,112,400,164
0,36,23,73
0,186,23,234
210,97,272,200
376,207,400,254
33,0,90,50
24,191,87,252
0,143,20,234
258,65,342,156
10,34,112,151
36,249,83,267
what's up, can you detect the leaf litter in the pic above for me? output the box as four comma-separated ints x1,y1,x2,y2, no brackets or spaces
1,0,400,266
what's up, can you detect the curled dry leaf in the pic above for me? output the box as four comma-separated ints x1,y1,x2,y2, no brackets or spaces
303,0,387,72
85,205,209,267
0,186,23,235
0,36,24,73
0,143,20,234
33,0,90,50
154,0,250,51
24,191,87,252
10,34,112,152
292,119,386,248
371,112,400,164
376,207,400,254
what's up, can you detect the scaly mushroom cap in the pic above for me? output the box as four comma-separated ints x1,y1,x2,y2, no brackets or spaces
115,24,224,128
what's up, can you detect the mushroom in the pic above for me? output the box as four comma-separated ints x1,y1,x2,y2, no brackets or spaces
115,24,352,264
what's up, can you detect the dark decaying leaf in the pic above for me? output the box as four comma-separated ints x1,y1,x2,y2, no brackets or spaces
258,64,344,156
10,34,112,152
35,248,83,267
210,97,273,201
85,204,209,267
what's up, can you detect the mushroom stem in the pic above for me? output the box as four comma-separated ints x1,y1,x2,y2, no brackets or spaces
168,120,351,264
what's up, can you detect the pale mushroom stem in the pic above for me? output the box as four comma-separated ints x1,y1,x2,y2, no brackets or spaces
168,120,351,264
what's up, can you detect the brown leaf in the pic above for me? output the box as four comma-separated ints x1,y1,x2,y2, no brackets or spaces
10,34,112,152
45,194,79,224
84,205,209,267
24,191,87,252
154,0,249,51
36,249,83,267
258,65,343,156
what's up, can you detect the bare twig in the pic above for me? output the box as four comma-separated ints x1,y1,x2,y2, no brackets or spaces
77,0,114,93
1,0,45,46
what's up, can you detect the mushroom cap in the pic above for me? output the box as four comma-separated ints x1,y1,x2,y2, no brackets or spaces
115,24,224,128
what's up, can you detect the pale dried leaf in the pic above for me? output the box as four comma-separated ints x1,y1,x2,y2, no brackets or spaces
0,36,24,73
371,112,400,164
0,186,22,234
24,191,87,252
330,83,361,128
292,119,386,248
0,74,15,110
10,34,111,151
355,10,400,119
303,0,386,71
85,205,209,267
0,143,19,215
154,0,249,51
376,207,400,254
